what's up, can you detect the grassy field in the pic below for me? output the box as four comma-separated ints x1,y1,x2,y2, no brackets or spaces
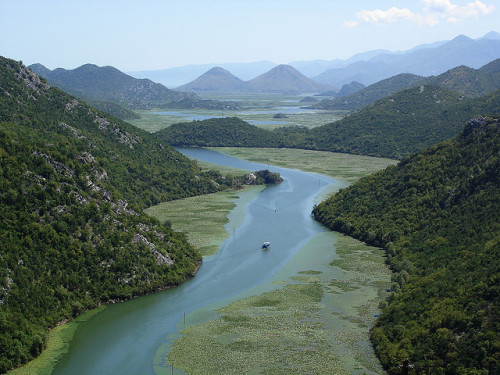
212,147,398,183
145,187,264,257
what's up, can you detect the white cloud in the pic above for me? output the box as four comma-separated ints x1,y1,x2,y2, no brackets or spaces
422,0,494,18
345,0,494,27
343,21,359,28
356,7,415,24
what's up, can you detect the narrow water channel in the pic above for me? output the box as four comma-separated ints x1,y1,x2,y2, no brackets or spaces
52,148,342,375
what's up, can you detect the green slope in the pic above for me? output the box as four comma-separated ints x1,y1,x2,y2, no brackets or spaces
0,56,246,373
306,85,500,159
156,117,280,147
312,117,500,373
158,87,500,160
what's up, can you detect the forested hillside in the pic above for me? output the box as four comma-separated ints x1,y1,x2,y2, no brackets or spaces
158,88,500,159
0,57,253,373
311,60,500,111
156,117,280,147
312,117,499,373
305,86,500,159
312,73,425,111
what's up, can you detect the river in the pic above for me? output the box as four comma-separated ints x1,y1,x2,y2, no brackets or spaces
52,148,343,374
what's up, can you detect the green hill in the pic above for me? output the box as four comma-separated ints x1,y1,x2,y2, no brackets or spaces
159,87,500,160
311,73,425,110
305,85,500,159
311,60,500,111
0,57,253,373
312,117,500,373
156,117,280,147
426,64,499,97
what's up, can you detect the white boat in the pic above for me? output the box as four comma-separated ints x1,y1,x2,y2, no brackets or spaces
261,241,271,249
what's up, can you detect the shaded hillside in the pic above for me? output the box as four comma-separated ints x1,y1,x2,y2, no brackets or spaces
306,86,500,159
85,100,141,120
312,117,500,374
316,81,365,97
28,63,240,111
311,73,424,111
478,58,500,88
314,34,500,87
0,57,254,372
177,67,246,92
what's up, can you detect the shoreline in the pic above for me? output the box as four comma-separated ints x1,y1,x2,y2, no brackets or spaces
9,148,396,375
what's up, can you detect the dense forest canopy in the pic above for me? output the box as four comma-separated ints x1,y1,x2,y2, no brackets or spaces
0,57,274,373
312,118,500,374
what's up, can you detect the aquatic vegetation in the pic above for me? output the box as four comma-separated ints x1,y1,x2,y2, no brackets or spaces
167,234,390,374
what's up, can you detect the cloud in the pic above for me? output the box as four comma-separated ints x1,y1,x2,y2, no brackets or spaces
345,0,494,27
422,0,494,21
356,7,415,24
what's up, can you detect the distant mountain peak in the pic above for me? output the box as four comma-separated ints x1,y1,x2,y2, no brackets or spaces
178,64,331,94
177,66,246,92
205,66,238,76
450,34,473,43
481,31,500,40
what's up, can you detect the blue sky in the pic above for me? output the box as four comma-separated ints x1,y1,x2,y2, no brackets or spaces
0,0,498,71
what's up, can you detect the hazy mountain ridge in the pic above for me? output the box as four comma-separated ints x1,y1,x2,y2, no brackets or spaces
125,32,499,89
128,60,277,88
178,64,333,94
28,63,241,111
314,33,500,87
176,67,247,92
312,59,500,111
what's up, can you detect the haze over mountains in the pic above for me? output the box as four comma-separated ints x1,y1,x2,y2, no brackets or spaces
128,32,500,90
28,63,242,117
311,59,500,111
177,64,333,94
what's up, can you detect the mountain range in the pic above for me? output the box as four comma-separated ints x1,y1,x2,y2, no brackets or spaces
127,32,500,89
311,59,500,111
313,33,500,88
28,63,241,115
177,64,332,94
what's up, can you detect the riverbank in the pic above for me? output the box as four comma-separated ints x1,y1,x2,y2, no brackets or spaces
165,233,391,374
11,148,395,374
210,147,397,183
157,148,396,374
146,186,265,257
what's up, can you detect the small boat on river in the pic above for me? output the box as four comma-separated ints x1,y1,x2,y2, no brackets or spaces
261,241,271,249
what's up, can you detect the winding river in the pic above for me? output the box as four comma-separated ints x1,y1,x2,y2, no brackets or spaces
52,148,344,374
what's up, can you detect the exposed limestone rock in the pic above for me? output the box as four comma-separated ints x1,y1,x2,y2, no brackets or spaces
132,234,174,266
